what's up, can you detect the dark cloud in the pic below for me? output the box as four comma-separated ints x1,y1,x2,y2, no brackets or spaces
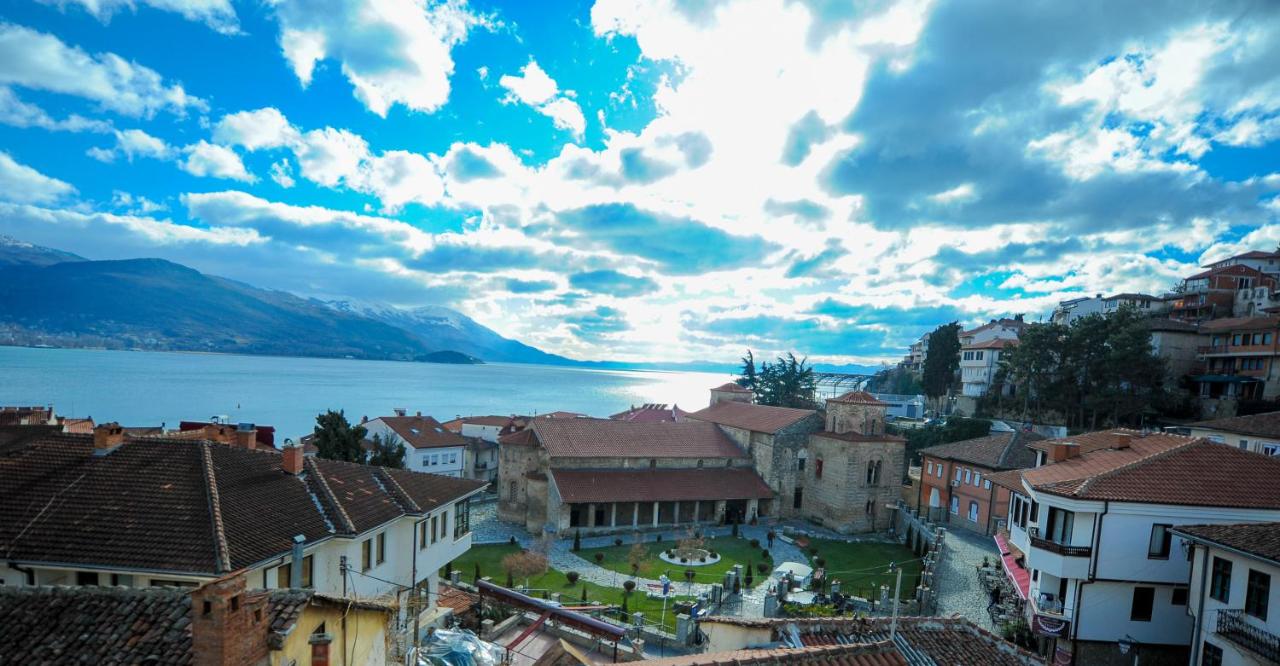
504,278,557,293
785,239,847,278
554,203,777,274
568,269,660,296
821,0,1280,233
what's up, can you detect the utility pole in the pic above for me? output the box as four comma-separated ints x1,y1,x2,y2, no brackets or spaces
340,556,349,666
890,564,902,641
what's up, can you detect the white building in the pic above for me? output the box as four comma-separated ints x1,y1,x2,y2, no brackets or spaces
1052,295,1106,325
960,317,1026,346
1186,411,1280,457
366,412,469,477
1051,293,1168,325
1174,522,1280,666
991,429,1280,665
960,338,1016,398
0,424,486,637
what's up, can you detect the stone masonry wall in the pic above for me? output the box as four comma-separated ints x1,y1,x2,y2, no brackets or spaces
802,433,906,533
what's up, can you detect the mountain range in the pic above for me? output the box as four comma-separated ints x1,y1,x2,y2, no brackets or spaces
0,236,878,373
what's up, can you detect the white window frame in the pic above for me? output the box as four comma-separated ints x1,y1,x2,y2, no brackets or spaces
950,496,959,514
964,469,972,484
926,461,933,475
974,472,982,486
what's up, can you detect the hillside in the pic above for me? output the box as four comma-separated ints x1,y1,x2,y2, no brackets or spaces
0,235,86,267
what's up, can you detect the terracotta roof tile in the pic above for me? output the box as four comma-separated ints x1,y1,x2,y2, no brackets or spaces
1186,263,1270,280
528,418,747,459
1172,522,1280,563
1198,315,1280,332
1025,428,1145,454
713,382,753,393
687,402,817,434
964,338,1017,350
828,391,886,406
635,642,906,666
610,404,690,422
552,468,773,503
438,583,480,615
377,415,469,449
1191,410,1280,438
918,432,1042,470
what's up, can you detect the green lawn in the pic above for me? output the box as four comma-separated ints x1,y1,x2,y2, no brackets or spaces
578,535,771,581
802,538,921,600
444,544,698,633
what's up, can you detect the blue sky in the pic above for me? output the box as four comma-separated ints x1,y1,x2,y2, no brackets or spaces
0,0,1278,364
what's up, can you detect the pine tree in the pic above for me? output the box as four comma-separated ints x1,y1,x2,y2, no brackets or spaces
573,530,581,552
474,562,481,583
367,432,407,468
581,583,588,602
312,409,368,463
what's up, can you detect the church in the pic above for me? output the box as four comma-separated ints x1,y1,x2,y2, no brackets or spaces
497,384,905,535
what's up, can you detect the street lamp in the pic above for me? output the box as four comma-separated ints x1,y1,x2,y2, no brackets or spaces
1117,635,1139,666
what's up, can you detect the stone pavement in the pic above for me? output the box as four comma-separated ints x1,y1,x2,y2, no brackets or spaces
932,527,1000,631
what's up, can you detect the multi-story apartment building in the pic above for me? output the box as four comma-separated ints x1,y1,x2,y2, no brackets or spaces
1203,250,1280,280
989,429,1280,665
959,337,1016,400
365,411,469,477
1186,410,1280,456
1171,265,1276,321
1052,293,1169,325
1195,316,1280,404
0,424,485,640
1174,522,1280,666
917,429,1042,533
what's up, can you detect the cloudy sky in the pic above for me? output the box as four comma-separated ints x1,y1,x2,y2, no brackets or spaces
1,0,1278,365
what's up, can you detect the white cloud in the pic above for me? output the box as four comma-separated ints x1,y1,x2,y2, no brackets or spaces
0,151,76,204
213,107,300,150
270,160,296,188
36,0,240,35
270,0,488,116
110,190,168,214
295,127,370,188
0,200,262,247
181,141,255,182
0,22,205,117
87,128,175,162
499,59,586,138
0,86,112,133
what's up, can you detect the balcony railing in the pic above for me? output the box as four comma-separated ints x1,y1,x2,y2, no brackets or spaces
1029,528,1092,558
1217,609,1280,664
1198,345,1228,354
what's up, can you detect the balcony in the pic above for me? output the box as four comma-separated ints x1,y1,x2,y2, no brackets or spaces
1198,345,1229,355
1029,527,1091,557
1217,609,1280,664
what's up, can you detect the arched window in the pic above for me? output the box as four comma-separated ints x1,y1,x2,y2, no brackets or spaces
866,459,882,485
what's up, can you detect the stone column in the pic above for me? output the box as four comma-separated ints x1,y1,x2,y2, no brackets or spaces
587,503,596,528
611,503,618,528
747,499,759,521
673,501,680,526
653,501,660,527
633,503,640,528
715,500,727,523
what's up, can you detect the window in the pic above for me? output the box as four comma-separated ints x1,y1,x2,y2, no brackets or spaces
968,501,979,522
926,461,932,475
508,480,517,499
950,496,959,514
866,460,882,485
973,472,982,487
376,532,386,565
797,455,806,471
815,459,824,479
431,515,439,544
276,563,292,588
983,480,991,490
954,467,961,481
440,509,449,540
430,454,439,466
1045,507,1074,545
111,574,133,586
301,555,313,589
1147,524,1172,559
361,539,372,571
1210,557,1232,603
1130,586,1154,622
421,458,429,468
76,571,99,586
649,459,657,469
964,469,972,484
936,464,943,478
420,521,428,549
1171,587,1187,605
793,488,803,509
1246,569,1271,621
1201,643,1223,666
454,499,471,539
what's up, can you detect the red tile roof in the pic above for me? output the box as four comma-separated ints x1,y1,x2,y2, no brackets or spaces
712,382,753,393
634,642,907,666
438,583,480,615
1025,428,1145,454
376,415,469,449
1208,250,1280,263
964,338,1017,350
1199,315,1280,332
0,432,483,575
552,467,773,503
918,432,1042,470
1191,410,1280,438
1172,522,1280,564
610,404,690,422
1185,263,1270,281
528,418,747,459
687,401,817,434
827,391,885,406
696,616,1041,666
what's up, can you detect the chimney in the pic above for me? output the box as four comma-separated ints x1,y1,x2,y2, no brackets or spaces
190,572,270,666
93,422,125,454
1048,442,1080,463
290,535,305,588
394,407,407,417
282,444,305,475
361,415,368,424
234,423,257,449
1112,432,1134,450
416,410,422,417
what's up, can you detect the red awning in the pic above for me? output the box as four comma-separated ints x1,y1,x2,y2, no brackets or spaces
994,533,1029,600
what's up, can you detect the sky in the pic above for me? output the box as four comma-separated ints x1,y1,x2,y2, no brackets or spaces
0,0,1278,366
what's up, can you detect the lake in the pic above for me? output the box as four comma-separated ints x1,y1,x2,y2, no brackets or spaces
0,346,733,440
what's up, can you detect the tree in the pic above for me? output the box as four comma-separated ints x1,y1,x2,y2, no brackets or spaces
921,323,961,408
312,410,368,463
573,530,581,552
736,351,817,408
620,594,630,622
627,543,646,576
474,562,481,584
745,561,754,587
367,431,406,468
738,350,759,392
502,551,548,589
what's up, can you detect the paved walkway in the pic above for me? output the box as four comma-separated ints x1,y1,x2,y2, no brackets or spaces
933,527,1000,631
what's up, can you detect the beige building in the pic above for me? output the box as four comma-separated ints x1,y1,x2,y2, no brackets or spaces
498,387,905,535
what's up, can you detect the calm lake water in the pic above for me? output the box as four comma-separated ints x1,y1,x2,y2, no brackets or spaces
0,346,732,440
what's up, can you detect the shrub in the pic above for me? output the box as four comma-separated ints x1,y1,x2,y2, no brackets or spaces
623,580,636,594
684,568,696,583
808,546,819,556
680,557,687,563
699,556,706,563
750,538,760,548
756,562,769,574
594,552,605,564
762,549,770,560
745,563,754,587
615,538,624,547
566,571,580,584
708,550,717,558
509,535,517,545
731,522,739,537
815,557,826,568
655,534,663,542
581,583,588,601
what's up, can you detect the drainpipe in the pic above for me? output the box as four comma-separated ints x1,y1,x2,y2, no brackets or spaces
1070,500,1108,666
1190,544,1210,666
8,562,35,585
